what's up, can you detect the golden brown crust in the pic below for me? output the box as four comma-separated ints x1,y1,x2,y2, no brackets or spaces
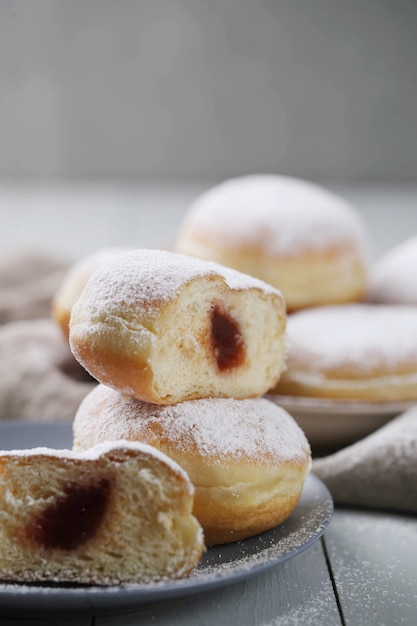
198,492,302,545
73,387,311,545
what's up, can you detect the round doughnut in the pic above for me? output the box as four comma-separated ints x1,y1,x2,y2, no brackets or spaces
367,236,417,305
174,175,370,312
51,246,133,338
73,385,312,545
69,248,287,404
0,441,204,584
0,318,95,420
273,303,417,402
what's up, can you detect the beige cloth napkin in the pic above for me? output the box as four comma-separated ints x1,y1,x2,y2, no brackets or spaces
0,252,95,421
0,251,68,324
313,407,417,513
0,318,96,420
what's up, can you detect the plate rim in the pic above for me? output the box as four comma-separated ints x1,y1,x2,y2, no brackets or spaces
267,394,416,416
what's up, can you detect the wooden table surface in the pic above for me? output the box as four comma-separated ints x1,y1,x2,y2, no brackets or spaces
0,181,416,625
96,508,417,626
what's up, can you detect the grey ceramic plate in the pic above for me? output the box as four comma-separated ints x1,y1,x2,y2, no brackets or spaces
0,422,333,618
268,394,414,451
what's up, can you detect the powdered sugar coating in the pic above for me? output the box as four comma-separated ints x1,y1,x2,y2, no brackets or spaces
75,386,310,465
179,175,369,257
72,248,281,316
285,304,417,374
368,236,417,304
0,440,192,487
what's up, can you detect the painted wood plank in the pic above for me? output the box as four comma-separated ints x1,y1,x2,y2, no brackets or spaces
98,540,341,626
324,510,417,625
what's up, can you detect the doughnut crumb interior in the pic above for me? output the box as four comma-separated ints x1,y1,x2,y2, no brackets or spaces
0,441,204,585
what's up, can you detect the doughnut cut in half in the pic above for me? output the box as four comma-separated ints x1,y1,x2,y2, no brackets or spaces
0,441,204,585
69,249,287,403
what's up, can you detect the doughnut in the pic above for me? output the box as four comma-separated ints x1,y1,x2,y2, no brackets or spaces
0,251,68,325
52,246,133,338
367,236,417,304
174,175,370,312
272,304,417,402
69,248,287,404
0,319,95,420
73,385,311,545
0,441,204,584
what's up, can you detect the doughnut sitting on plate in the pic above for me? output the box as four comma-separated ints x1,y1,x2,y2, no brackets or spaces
67,247,311,546
174,174,370,312
272,303,417,403
0,440,204,584
73,386,311,546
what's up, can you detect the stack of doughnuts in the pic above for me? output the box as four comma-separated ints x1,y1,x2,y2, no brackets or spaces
69,248,311,546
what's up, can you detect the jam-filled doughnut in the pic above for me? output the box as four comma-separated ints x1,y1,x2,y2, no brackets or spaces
273,303,417,402
52,246,133,338
367,236,417,305
69,248,287,404
73,385,311,545
0,441,204,584
175,175,370,312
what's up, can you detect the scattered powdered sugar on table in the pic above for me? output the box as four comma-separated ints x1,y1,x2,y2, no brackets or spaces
325,510,417,622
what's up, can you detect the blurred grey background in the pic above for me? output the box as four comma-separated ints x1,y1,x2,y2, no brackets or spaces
0,0,416,182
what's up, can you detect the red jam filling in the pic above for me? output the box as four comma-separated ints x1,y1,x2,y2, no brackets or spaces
211,305,245,371
29,478,110,550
